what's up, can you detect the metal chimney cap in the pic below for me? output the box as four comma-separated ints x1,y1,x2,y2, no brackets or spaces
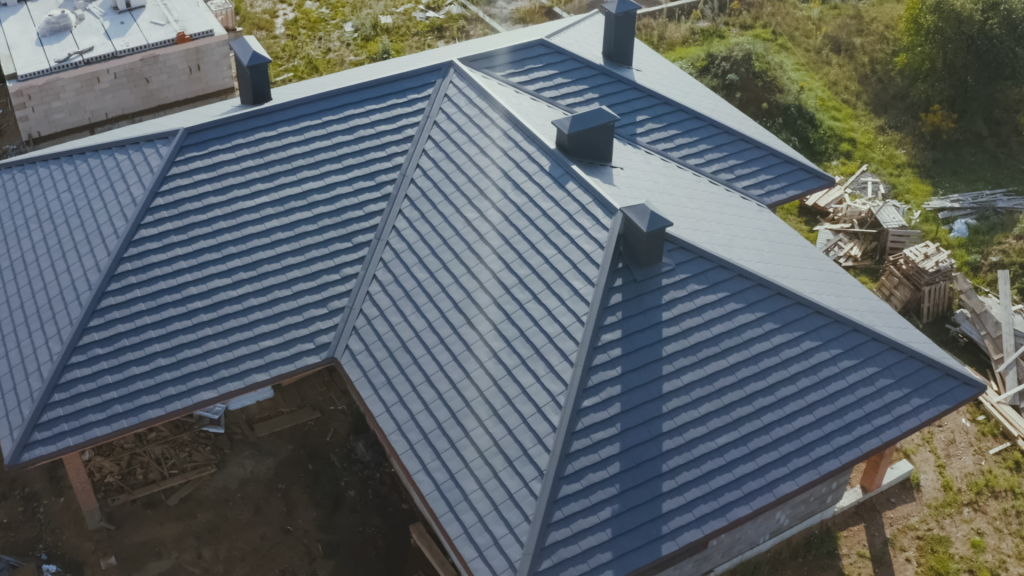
231,35,273,66
621,202,673,233
601,0,641,14
552,107,620,134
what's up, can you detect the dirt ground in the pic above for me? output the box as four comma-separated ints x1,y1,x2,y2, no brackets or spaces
0,370,441,576
724,405,1024,576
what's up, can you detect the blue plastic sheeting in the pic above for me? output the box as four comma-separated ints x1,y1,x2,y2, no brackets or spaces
531,239,984,576
0,137,175,457
464,41,834,207
18,69,443,463
341,73,614,576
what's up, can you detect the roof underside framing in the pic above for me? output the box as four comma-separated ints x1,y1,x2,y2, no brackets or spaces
327,66,456,359
515,212,624,576
6,128,189,465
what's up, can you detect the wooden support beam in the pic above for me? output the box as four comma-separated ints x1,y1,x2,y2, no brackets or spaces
411,522,458,576
860,446,896,493
108,466,217,506
253,406,320,438
62,452,104,530
999,270,1019,403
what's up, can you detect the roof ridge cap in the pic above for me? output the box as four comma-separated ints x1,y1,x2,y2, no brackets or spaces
0,130,181,170
516,212,624,576
544,9,600,39
327,66,456,360
6,128,189,465
662,231,986,391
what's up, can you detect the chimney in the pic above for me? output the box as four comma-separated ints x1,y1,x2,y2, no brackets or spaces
620,203,673,272
552,106,620,164
230,36,272,106
601,0,641,67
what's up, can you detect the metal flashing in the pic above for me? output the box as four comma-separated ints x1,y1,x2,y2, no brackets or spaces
516,212,624,576
327,67,455,360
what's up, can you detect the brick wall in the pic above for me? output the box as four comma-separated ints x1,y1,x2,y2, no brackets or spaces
10,35,234,141
651,468,854,576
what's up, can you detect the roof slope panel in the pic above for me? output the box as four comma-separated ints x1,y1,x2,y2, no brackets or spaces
341,72,615,576
16,68,445,463
532,239,984,576
0,135,175,461
463,41,834,206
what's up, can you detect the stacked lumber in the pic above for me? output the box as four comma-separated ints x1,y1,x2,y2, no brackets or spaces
952,273,1024,405
84,419,224,506
875,241,954,323
813,197,918,267
803,164,867,212
923,188,1024,219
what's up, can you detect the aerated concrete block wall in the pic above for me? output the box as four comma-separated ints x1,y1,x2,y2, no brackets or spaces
652,468,854,576
10,35,233,142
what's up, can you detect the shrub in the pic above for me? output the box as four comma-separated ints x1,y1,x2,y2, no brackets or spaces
896,0,1024,119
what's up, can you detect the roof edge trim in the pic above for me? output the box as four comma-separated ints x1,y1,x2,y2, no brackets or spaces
516,212,624,576
663,231,986,391
544,9,599,39
6,128,190,466
0,129,182,170
11,358,334,471
538,38,836,194
327,67,456,360
176,62,452,140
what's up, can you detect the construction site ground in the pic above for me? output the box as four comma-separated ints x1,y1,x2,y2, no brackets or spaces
0,370,441,576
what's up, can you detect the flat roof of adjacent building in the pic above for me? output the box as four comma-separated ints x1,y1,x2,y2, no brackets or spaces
0,0,225,82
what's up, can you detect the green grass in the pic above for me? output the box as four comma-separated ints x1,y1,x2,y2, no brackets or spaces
644,0,1024,298
917,534,962,576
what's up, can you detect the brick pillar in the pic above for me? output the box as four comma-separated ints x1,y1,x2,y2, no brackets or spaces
860,446,896,493
62,452,104,530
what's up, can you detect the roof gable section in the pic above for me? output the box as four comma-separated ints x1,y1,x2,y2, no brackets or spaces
532,238,983,576
14,68,445,464
0,136,175,461
340,70,615,576
462,41,834,207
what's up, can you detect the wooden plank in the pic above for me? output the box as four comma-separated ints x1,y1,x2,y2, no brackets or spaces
410,522,458,576
236,415,257,442
253,407,321,438
108,466,216,506
166,477,208,507
1000,270,1018,399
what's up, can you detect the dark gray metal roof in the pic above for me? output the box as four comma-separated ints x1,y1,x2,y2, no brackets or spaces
15,67,446,463
463,40,835,207
0,17,985,576
0,136,176,458
527,236,983,576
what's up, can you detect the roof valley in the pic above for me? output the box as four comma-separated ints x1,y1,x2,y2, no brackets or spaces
516,213,624,576
5,129,188,465
327,68,455,361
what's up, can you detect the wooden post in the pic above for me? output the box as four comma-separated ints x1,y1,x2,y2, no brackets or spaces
62,452,104,530
860,446,896,493
998,270,1019,404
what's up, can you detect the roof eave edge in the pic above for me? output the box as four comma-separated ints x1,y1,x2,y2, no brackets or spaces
326,66,456,361
0,129,182,170
516,213,624,576
662,230,987,391
6,128,190,466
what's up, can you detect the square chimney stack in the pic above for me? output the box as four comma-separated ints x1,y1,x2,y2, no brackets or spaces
601,0,641,67
231,36,273,106
620,203,673,273
552,106,620,164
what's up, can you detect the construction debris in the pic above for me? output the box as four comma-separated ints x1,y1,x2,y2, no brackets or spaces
876,241,955,323
923,188,1024,220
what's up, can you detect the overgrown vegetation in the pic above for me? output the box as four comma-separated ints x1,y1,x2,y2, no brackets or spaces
235,0,491,84
642,0,1024,296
